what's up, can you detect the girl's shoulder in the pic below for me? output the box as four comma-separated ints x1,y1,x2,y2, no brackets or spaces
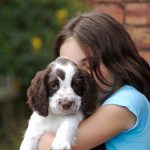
103,85,149,107
103,85,150,133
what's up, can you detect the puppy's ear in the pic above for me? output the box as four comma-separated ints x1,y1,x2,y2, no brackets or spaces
27,68,49,117
81,71,98,117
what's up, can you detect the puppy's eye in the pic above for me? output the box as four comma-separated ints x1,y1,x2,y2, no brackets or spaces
49,82,59,90
72,81,83,96
72,82,81,88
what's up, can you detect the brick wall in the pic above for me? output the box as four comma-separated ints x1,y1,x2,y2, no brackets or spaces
86,0,150,64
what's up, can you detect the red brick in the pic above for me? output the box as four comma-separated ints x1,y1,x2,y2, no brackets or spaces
124,0,149,2
139,50,150,65
94,4,124,23
126,26,150,50
93,0,122,2
125,3,150,25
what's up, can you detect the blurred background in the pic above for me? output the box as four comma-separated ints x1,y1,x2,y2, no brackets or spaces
0,0,149,149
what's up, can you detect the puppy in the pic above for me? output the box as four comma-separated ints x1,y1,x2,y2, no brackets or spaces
20,57,98,150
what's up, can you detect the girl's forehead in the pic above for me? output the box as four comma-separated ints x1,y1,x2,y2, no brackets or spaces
59,38,87,65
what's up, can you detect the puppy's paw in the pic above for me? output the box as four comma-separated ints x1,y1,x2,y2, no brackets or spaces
50,139,71,150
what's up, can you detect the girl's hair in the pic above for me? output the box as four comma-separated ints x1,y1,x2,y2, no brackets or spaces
54,12,150,101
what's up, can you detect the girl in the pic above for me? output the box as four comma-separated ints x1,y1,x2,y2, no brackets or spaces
38,12,150,150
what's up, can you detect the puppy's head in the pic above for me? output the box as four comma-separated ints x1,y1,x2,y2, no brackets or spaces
27,57,98,117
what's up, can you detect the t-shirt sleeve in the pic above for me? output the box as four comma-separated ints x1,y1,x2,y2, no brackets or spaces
102,85,150,132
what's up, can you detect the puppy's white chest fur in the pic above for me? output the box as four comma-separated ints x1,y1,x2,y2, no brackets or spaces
30,111,83,133
20,111,83,150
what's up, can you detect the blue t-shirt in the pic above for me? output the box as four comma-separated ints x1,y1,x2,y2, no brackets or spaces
103,85,150,150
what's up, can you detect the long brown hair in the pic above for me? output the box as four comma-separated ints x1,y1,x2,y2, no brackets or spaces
54,12,150,101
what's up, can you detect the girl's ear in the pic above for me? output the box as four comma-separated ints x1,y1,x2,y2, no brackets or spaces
27,68,49,117
81,71,98,117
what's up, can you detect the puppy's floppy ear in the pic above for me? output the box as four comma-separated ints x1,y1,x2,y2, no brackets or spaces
27,67,49,117
81,71,99,117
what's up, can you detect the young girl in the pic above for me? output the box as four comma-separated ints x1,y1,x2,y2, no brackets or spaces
38,12,150,150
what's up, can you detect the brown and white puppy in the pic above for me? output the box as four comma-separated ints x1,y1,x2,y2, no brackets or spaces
20,57,98,150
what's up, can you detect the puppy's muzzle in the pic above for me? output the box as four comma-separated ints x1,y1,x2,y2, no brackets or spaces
58,98,75,110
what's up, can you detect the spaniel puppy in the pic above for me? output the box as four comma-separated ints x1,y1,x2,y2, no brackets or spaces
20,57,98,150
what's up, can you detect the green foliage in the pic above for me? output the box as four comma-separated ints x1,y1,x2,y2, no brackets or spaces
0,0,89,88
0,1,90,149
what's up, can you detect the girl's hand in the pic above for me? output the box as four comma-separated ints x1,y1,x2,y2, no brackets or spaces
38,133,54,150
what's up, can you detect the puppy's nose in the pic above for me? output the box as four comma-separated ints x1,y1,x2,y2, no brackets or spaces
59,99,74,110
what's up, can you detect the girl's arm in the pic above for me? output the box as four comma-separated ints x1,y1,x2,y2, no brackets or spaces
38,105,136,150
